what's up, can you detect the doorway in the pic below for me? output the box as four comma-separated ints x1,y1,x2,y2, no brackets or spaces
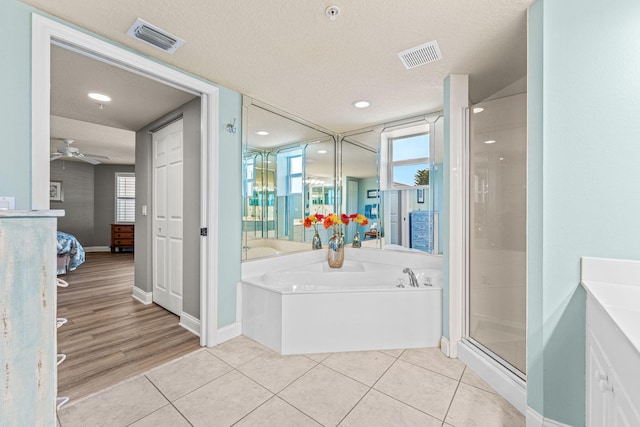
152,119,184,315
31,14,220,346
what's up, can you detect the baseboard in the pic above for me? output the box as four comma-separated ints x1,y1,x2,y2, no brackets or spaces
526,407,573,427
84,246,110,252
179,312,201,337
440,336,450,357
457,340,527,416
131,286,152,304
216,322,242,344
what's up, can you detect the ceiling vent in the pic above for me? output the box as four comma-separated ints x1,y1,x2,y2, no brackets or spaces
127,18,184,54
398,40,443,69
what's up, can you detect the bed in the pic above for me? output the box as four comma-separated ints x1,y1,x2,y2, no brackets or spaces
56,231,85,275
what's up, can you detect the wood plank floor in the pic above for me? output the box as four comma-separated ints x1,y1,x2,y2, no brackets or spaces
56,252,201,402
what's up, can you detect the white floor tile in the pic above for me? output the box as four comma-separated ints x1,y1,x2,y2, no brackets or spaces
128,404,190,427
58,376,167,427
400,347,466,380
238,352,316,393
445,382,525,427
234,396,321,426
374,359,458,421
339,389,442,427
279,365,369,427
322,350,396,386
145,349,232,401
173,370,272,426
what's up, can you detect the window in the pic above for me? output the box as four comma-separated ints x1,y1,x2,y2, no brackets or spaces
389,132,430,187
115,173,135,223
288,155,302,194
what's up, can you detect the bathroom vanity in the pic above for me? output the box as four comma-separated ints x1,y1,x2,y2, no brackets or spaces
581,257,640,426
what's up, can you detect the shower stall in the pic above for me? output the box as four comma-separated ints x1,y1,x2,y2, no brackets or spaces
467,92,527,378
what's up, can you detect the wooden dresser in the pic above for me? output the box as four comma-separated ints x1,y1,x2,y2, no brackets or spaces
111,223,134,253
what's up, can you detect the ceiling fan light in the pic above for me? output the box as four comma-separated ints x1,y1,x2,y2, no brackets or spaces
88,92,111,102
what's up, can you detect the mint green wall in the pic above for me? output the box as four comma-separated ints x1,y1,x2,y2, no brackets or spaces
441,77,451,339
0,1,33,210
217,86,243,327
528,0,640,425
1,0,242,329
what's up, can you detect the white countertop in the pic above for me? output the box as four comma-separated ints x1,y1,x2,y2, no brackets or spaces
581,257,640,357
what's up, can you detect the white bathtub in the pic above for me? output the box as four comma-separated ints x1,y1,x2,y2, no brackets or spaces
242,259,442,354
244,238,310,259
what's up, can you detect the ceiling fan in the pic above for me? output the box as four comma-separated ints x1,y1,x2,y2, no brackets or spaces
50,139,110,165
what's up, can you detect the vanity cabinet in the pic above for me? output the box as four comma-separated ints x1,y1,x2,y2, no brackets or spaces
586,295,640,426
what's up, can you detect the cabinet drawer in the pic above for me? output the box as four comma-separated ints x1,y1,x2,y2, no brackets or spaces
113,232,133,239
113,239,133,246
112,225,134,233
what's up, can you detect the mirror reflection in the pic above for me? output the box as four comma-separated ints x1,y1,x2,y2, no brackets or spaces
242,102,335,260
242,99,444,261
379,114,443,254
339,131,380,248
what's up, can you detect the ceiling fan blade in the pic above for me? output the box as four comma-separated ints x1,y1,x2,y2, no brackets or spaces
78,155,101,165
81,153,111,160
50,153,63,161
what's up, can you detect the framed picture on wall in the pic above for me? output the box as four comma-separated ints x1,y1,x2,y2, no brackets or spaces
417,188,424,204
50,181,64,202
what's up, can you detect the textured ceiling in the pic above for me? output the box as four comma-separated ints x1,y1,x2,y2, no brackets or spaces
25,0,533,166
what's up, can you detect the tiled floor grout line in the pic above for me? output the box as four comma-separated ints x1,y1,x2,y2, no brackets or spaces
128,376,194,427
333,353,402,426
440,367,465,427
230,354,324,426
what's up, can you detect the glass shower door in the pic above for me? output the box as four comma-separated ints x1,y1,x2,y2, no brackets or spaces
468,93,527,377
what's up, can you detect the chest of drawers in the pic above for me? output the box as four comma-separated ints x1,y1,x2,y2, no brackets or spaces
111,224,134,253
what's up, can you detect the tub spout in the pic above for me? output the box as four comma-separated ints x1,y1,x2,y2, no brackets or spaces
402,268,419,287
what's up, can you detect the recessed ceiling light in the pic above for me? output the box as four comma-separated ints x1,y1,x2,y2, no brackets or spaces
256,130,269,136
317,150,328,154
499,157,505,161
484,140,496,144
353,100,370,108
473,107,485,114
88,92,111,102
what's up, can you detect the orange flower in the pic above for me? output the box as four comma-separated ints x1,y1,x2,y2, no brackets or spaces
304,217,313,228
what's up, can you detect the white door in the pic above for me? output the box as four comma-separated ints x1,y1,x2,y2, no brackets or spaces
152,119,184,315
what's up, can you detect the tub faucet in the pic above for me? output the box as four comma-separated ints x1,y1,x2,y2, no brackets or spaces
402,268,419,287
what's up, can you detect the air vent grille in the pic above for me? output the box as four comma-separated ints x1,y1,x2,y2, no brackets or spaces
398,40,443,69
127,18,184,54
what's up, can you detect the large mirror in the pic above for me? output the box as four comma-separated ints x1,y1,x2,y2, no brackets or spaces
378,113,444,254
242,100,335,260
339,130,381,248
242,98,444,261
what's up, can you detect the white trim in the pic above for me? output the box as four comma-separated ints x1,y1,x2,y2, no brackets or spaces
236,281,242,323
31,14,219,346
457,340,526,415
440,336,450,357
131,287,152,305
179,312,201,337
446,74,469,357
216,322,242,345
526,407,573,427
83,246,110,253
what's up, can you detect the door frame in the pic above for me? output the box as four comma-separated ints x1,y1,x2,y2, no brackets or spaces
31,14,219,346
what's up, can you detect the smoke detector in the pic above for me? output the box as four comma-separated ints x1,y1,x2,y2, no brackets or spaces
325,6,341,20
398,40,443,69
127,18,185,53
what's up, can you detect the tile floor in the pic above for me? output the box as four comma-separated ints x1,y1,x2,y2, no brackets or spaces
57,336,524,427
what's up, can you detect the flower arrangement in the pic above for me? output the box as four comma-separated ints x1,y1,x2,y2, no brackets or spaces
303,213,325,233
